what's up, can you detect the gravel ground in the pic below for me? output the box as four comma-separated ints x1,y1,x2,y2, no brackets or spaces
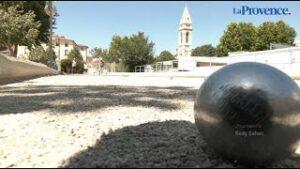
0,75,300,168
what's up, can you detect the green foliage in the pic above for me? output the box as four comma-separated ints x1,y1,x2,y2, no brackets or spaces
217,22,256,56
156,50,175,62
255,21,296,51
90,47,113,63
67,47,84,74
28,46,48,64
45,48,57,69
75,61,84,74
216,44,229,57
191,44,217,57
23,1,56,45
28,46,57,69
217,21,296,56
0,4,40,55
91,47,103,58
67,47,83,62
115,62,130,72
108,32,155,72
60,59,72,74
108,35,123,63
0,1,58,46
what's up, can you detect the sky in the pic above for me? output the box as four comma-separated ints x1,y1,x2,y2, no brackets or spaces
55,1,300,55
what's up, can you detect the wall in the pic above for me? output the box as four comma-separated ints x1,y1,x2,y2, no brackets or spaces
17,46,31,59
228,47,300,78
80,48,88,62
177,47,300,79
0,54,58,85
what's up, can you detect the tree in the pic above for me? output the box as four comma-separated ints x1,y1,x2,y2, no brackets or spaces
108,35,123,63
100,49,111,63
0,4,40,56
122,32,155,71
216,22,256,56
28,45,57,68
156,50,175,62
216,21,297,56
108,32,155,72
67,47,84,73
28,46,48,64
255,21,296,51
0,1,58,45
90,47,113,63
191,44,217,56
90,47,103,58
45,47,57,69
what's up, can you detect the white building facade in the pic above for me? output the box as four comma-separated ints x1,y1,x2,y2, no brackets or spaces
176,47,300,78
17,35,89,62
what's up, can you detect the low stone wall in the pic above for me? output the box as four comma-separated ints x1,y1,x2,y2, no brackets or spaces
103,65,300,80
0,54,58,85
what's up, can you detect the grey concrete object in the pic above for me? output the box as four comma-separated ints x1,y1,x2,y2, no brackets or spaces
194,62,300,166
0,54,58,85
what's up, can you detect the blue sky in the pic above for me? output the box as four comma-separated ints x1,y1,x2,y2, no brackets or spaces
55,1,300,55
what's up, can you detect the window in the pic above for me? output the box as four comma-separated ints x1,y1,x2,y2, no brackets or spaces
173,61,178,68
56,43,59,46
197,62,210,67
181,32,183,43
186,32,189,43
65,43,68,47
196,62,227,67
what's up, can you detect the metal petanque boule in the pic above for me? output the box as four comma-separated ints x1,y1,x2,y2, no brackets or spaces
194,62,300,166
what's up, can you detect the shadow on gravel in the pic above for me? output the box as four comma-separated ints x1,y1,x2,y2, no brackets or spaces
0,85,197,114
60,120,300,168
60,120,234,168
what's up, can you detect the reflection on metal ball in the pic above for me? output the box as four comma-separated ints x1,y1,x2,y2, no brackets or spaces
194,62,300,166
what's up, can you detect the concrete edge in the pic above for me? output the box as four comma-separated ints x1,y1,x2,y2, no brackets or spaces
0,54,59,85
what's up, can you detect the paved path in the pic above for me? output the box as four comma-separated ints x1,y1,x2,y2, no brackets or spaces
0,75,299,168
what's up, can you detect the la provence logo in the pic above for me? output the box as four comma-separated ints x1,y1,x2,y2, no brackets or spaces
233,6,291,15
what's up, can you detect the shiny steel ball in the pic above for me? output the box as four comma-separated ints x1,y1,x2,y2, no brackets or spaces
194,62,300,166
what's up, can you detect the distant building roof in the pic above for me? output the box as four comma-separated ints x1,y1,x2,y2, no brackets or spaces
51,35,88,49
78,44,88,49
52,35,75,44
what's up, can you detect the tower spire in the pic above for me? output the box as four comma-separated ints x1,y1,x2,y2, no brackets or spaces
180,4,192,25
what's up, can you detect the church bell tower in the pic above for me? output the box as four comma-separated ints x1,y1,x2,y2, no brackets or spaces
177,5,192,57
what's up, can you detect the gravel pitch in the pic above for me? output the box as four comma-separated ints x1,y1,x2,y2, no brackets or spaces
0,75,300,168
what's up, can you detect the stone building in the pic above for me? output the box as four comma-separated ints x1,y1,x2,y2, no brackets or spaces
17,35,89,62
177,5,193,57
